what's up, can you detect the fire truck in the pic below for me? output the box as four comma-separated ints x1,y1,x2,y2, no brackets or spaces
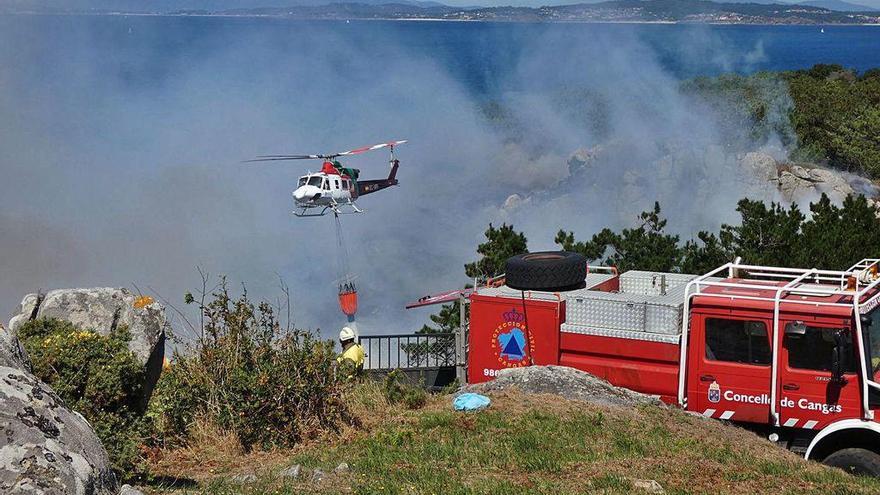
417,253,880,475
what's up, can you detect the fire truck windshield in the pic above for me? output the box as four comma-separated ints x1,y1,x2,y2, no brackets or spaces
864,309,880,377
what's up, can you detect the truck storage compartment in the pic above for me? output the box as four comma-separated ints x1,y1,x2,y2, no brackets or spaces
562,271,699,341
468,291,566,384
559,332,681,400
557,271,699,401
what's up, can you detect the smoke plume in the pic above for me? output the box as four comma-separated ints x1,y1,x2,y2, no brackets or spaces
0,17,792,337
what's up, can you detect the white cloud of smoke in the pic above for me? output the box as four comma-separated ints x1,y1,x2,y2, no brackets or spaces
0,18,792,338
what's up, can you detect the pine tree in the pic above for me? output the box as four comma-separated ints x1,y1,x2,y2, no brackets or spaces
718,199,804,267
800,194,880,269
557,202,681,272
680,231,730,274
464,223,528,281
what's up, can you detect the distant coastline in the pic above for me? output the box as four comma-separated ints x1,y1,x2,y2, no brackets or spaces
4,0,880,26
3,12,880,26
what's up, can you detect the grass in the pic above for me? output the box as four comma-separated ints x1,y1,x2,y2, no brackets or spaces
144,382,880,495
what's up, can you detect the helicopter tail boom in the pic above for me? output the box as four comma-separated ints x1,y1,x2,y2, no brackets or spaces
356,159,399,197
388,158,399,182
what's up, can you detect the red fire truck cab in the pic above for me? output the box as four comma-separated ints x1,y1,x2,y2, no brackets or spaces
466,259,880,474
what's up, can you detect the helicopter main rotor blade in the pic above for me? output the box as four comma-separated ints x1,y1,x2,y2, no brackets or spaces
337,140,408,157
256,154,325,159
243,157,316,163
245,140,406,163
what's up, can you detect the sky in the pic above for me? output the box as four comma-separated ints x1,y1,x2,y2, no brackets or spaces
4,0,880,11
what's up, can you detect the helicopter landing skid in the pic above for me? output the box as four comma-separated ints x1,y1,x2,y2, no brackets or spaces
293,200,364,218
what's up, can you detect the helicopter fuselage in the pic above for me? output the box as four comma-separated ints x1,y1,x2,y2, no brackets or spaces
292,172,356,208
290,159,399,216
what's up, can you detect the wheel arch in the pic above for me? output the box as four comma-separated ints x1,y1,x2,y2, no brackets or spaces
805,419,880,461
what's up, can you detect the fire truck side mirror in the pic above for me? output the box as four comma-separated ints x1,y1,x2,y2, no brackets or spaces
831,346,843,383
830,329,846,384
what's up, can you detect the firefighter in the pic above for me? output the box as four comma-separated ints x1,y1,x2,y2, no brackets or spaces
337,326,365,369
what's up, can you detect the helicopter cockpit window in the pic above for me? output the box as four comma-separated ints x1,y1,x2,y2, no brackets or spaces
298,177,307,187
307,176,322,187
323,179,330,190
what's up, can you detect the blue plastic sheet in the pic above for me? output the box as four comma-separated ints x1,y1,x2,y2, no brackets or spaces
453,393,491,411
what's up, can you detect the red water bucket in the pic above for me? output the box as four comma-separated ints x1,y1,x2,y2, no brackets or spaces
338,290,358,317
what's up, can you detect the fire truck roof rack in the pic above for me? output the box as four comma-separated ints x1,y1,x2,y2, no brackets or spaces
686,259,880,311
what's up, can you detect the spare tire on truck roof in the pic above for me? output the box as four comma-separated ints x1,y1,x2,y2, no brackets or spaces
505,251,587,292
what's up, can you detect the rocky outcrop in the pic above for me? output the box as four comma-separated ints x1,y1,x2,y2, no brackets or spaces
0,366,118,494
739,152,880,205
0,324,30,371
740,151,779,182
465,365,660,408
776,164,858,201
7,294,40,337
568,146,602,176
8,288,166,408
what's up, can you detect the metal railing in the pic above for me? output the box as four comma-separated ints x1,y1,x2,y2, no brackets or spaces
360,333,457,371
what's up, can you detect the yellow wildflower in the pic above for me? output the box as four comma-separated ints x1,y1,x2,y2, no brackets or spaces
133,295,154,309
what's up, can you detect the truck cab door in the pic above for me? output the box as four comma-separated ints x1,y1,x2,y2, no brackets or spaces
688,314,773,423
777,321,861,430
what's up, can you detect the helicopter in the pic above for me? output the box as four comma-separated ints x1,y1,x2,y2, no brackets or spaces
246,140,406,217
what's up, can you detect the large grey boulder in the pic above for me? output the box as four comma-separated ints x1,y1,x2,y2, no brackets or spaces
0,324,30,371
8,294,39,336
465,365,660,408
8,288,166,409
736,153,880,205
773,163,869,203
807,168,856,198
740,151,779,182
777,169,815,200
0,366,118,494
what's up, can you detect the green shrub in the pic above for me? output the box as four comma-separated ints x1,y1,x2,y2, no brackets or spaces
681,65,880,177
18,319,151,480
382,370,427,410
151,279,351,451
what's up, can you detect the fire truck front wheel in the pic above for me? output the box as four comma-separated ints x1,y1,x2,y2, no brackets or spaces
823,448,880,476
505,251,587,291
